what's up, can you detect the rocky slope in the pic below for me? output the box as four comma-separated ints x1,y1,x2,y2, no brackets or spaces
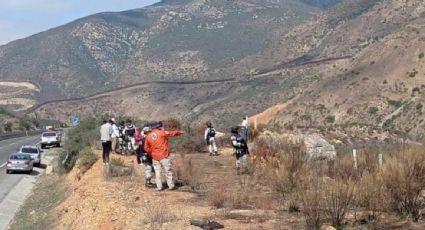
4,0,425,139
0,0,330,102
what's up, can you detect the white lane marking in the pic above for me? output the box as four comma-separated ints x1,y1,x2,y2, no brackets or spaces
0,162,6,168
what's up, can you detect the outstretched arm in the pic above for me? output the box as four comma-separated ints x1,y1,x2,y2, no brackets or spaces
165,130,184,137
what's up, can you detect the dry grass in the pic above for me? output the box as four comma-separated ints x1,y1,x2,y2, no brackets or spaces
140,205,180,224
250,135,425,229
380,148,425,221
174,155,205,192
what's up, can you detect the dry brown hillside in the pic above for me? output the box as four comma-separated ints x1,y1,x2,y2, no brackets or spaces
23,0,425,140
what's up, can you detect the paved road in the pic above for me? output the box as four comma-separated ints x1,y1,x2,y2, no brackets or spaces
0,135,48,229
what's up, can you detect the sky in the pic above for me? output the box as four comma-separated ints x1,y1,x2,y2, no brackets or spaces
0,0,160,45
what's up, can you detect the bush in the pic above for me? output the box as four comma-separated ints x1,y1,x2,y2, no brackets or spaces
380,148,425,221
325,115,335,124
4,122,12,132
59,117,102,173
174,156,204,192
322,179,356,229
368,107,379,114
141,205,179,224
387,99,403,108
300,177,325,230
288,201,300,213
110,158,125,167
163,117,182,130
253,138,307,194
77,147,98,174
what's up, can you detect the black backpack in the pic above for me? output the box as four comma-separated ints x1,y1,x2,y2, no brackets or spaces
125,125,136,136
208,128,216,138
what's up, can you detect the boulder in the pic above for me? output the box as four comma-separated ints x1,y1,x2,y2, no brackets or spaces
320,225,336,230
45,165,53,175
259,131,336,160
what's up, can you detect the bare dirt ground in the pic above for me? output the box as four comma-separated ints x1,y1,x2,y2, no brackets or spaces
43,148,292,230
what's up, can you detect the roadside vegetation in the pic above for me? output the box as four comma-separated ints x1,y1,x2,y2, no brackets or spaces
249,135,425,229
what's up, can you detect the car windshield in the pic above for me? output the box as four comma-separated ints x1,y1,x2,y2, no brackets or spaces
10,154,30,160
20,148,38,154
42,132,56,137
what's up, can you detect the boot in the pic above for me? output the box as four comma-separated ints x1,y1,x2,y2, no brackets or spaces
145,179,154,188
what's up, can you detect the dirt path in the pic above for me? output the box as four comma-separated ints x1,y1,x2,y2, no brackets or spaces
248,98,295,125
49,149,286,230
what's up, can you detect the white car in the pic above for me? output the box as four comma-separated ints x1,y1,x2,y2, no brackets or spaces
19,145,42,166
40,131,61,149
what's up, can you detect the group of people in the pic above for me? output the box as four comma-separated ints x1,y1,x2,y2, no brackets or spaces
101,119,184,190
99,116,251,191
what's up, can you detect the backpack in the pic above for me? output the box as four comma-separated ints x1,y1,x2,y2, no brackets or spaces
208,128,216,138
125,125,136,136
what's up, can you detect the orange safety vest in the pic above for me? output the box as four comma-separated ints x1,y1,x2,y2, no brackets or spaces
144,128,183,161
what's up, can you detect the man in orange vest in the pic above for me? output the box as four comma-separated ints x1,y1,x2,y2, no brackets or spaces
144,121,184,191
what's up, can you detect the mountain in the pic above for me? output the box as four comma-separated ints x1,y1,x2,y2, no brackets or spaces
0,0,337,104
3,0,425,140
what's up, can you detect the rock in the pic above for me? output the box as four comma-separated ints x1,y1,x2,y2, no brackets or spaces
190,219,224,229
228,209,259,216
320,225,336,230
45,165,53,175
259,131,336,160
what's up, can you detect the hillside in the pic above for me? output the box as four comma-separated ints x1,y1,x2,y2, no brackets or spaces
4,0,425,139
0,0,332,102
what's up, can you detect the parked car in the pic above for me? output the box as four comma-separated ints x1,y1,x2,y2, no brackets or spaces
6,153,34,174
40,131,61,149
19,145,42,167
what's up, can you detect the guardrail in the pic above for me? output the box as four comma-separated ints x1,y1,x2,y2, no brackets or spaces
0,130,43,141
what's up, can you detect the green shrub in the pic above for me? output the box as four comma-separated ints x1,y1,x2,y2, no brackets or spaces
387,99,403,108
368,107,379,114
325,115,335,124
4,122,12,132
288,201,300,213
77,147,98,174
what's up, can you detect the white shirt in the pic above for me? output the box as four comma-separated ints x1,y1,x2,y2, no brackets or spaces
100,123,112,142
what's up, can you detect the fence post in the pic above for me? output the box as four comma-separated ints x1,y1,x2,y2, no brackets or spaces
353,149,358,170
379,153,383,168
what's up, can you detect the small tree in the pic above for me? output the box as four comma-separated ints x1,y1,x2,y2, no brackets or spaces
4,122,13,132
18,119,31,131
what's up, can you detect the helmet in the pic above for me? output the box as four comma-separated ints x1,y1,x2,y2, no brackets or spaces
150,121,163,129
142,126,151,133
206,121,212,128
231,126,239,134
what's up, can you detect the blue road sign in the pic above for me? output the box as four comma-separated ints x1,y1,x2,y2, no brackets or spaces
71,116,80,126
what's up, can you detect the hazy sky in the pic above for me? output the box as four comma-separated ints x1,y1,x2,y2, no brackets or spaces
0,0,160,45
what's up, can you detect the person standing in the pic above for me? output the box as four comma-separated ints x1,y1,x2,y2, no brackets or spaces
141,126,154,188
124,120,137,153
240,116,249,143
144,121,183,191
204,122,218,156
110,118,120,153
230,126,249,175
100,120,113,164
134,127,143,164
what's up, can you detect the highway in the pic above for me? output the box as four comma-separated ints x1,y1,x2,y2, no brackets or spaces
0,134,50,229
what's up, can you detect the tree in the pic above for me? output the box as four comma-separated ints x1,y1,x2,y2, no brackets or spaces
4,122,12,132
18,119,31,131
